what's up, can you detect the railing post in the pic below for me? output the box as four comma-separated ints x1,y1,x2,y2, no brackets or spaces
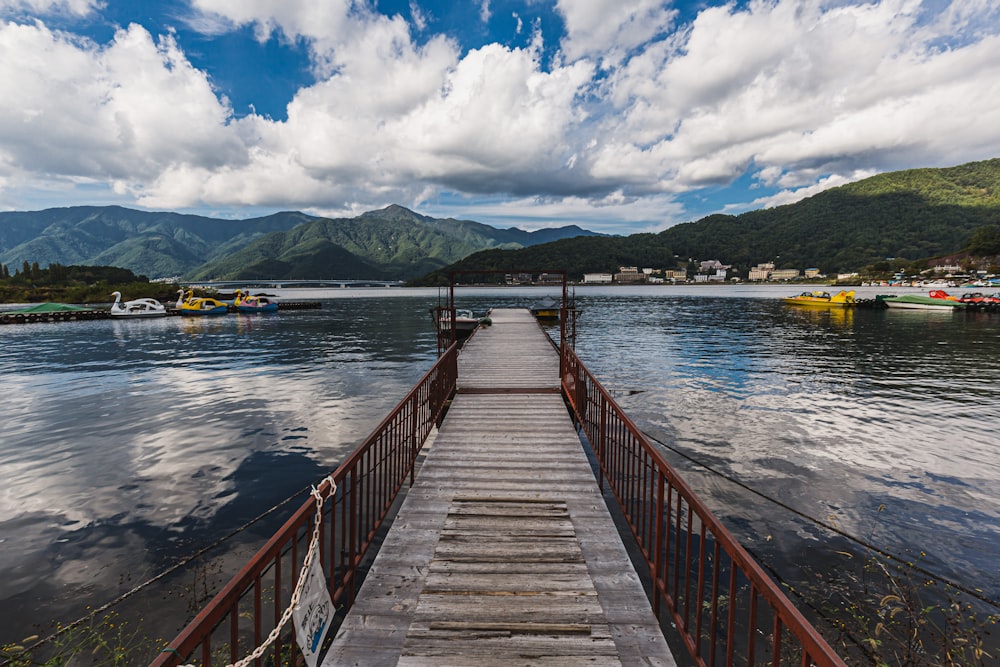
348,466,358,605
598,391,607,491
653,471,665,616
409,393,418,487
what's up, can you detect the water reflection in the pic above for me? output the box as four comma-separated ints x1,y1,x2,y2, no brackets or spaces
573,294,1000,608
0,296,440,641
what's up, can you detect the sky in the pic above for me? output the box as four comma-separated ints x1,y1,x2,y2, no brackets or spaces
1,1,999,234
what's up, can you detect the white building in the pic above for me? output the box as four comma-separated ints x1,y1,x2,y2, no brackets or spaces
583,273,613,284
770,269,801,280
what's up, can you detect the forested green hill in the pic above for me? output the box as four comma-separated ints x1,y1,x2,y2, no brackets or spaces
189,205,602,280
418,159,1000,282
0,206,311,278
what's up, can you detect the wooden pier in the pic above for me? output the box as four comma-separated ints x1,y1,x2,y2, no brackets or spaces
326,309,675,666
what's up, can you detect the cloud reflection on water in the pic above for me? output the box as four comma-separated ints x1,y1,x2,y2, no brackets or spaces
0,297,439,641
574,291,1000,603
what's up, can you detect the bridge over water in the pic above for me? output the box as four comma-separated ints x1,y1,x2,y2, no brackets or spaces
190,279,406,289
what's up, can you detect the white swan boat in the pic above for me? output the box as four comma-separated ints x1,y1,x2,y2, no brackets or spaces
109,291,167,318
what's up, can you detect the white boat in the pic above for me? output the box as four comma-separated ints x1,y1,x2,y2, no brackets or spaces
437,309,481,333
109,291,167,318
882,294,966,311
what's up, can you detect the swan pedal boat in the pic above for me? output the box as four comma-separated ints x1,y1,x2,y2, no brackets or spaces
233,290,278,313
176,289,228,316
109,291,167,318
782,289,855,307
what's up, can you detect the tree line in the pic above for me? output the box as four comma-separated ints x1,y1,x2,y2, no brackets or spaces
0,263,178,304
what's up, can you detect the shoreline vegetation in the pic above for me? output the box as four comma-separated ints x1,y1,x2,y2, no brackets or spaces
0,263,182,307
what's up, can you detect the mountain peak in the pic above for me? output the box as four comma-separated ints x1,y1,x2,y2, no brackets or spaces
359,204,432,223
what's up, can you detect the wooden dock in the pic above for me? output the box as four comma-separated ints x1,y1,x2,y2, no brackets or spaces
325,309,675,666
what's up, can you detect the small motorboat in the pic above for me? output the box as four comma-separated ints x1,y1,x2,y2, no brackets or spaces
530,296,560,320
782,289,855,307
233,289,278,313
882,294,966,311
109,291,167,318
957,292,988,305
437,308,481,334
176,289,228,316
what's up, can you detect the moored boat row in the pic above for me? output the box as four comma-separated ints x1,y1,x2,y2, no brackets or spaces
1,290,319,324
784,288,1000,312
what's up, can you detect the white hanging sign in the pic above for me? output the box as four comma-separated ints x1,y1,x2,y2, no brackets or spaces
292,550,335,667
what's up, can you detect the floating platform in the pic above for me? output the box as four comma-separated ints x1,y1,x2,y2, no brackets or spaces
0,305,107,324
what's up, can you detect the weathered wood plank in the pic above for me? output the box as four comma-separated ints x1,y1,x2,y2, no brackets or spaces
423,621,597,635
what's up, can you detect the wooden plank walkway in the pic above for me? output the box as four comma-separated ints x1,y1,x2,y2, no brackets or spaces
325,309,675,666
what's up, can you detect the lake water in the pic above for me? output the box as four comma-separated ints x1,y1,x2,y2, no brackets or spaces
1,284,998,657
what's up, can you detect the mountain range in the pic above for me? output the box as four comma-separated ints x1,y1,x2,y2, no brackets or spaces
0,204,601,281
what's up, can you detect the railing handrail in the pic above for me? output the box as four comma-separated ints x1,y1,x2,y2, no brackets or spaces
561,344,846,667
153,343,458,666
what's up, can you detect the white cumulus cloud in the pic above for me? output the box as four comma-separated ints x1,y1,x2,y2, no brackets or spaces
0,0,101,17
555,0,678,64
0,21,243,194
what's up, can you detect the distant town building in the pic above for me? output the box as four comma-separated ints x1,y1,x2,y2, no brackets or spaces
932,264,963,274
583,272,613,284
642,268,655,275
615,267,646,283
505,273,532,285
537,273,563,284
694,269,727,282
837,273,860,281
664,269,687,282
699,260,729,272
770,269,801,281
804,268,821,278
748,262,774,281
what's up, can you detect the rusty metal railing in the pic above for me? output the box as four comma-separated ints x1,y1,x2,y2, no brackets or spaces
561,345,846,667
152,343,458,667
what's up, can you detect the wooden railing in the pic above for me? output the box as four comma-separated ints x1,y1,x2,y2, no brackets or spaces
561,344,846,667
152,343,458,666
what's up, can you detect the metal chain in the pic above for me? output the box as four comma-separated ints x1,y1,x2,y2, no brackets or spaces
183,476,337,667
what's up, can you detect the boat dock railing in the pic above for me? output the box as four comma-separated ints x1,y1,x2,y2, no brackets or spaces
561,343,845,667
152,343,458,667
